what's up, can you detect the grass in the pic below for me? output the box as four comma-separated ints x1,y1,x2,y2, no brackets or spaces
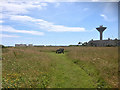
67,47,118,87
0,47,2,89
48,52,96,88
2,46,118,88
2,47,51,88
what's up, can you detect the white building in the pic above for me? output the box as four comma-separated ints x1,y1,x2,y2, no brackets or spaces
28,44,33,47
15,44,27,47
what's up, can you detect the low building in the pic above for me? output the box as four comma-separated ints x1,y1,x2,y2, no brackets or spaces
87,38,120,47
34,45,44,47
15,44,27,47
28,44,33,47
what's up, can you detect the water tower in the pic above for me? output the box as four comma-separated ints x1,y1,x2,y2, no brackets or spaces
96,25,107,40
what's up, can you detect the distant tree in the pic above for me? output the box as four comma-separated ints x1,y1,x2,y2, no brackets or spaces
82,42,88,46
78,42,82,45
2,45,5,48
108,38,110,40
0,45,5,48
90,39,93,41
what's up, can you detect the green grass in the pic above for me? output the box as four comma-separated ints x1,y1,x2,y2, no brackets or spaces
66,47,118,87
0,47,2,89
2,47,118,88
2,47,51,88
0,60,2,89
48,52,96,88
71,59,110,88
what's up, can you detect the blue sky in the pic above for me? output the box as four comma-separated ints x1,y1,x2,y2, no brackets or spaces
0,0,119,46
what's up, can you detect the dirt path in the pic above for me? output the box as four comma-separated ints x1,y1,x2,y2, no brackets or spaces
48,52,96,88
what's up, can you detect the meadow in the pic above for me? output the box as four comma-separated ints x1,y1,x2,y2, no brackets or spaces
0,47,2,89
2,46,118,88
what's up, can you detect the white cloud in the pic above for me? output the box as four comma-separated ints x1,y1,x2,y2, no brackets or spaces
0,1,48,15
0,25,44,36
0,34,20,38
91,0,119,2
92,0,99,1
83,8,89,11
41,0,119,2
103,3,117,21
100,14,116,22
0,20,4,23
55,3,60,7
100,14,108,21
10,15,35,22
10,15,86,32
47,25,85,32
100,3,117,22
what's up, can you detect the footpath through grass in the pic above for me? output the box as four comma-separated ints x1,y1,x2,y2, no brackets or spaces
48,52,96,88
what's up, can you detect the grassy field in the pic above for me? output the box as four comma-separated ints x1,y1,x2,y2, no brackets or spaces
0,47,2,89
2,47,118,88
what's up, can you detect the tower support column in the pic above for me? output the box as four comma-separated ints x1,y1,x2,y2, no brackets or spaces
100,32,103,40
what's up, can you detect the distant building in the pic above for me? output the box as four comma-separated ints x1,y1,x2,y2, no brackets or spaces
87,25,120,47
88,38,120,47
34,45,44,47
15,44,27,47
28,44,33,47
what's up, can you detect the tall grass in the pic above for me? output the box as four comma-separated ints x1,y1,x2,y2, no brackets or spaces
2,47,51,88
0,47,2,89
2,46,118,88
67,47,118,87
0,60,1,88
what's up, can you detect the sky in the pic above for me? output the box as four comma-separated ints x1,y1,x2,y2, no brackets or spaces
0,0,119,46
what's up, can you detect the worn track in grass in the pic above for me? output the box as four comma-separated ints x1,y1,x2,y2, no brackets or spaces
48,52,96,88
